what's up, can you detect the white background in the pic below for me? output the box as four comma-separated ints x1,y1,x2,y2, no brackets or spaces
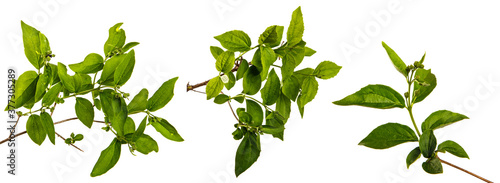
1,0,499,182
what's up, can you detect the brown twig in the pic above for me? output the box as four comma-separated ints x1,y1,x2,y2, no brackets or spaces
439,157,493,183
187,60,248,92
227,100,240,124
55,131,84,152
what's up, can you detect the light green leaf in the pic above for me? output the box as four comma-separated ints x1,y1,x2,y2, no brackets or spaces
151,117,184,142
34,72,49,102
313,61,342,80
286,7,304,46
258,25,284,47
406,147,421,168
40,112,55,145
214,30,251,52
57,63,76,93
122,42,139,53
259,46,276,80
333,84,406,109
382,42,407,77
41,83,61,107
147,77,177,112
246,99,263,127
297,76,318,107
216,51,235,73
261,125,284,135
413,68,437,103
206,76,224,100
304,47,316,56
100,89,127,136
422,156,443,174
210,46,224,60
104,23,126,57
132,116,147,142
437,140,469,159
90,138,121,177
26,114,46,145
214,94,230,104
69,53,104,74
7,70,38,110
242,66,261,95
293,68,314,86
114,49,135,86
128,89,148,114
73,73,93,93
135,134,159,155
98,54,125,86
21,21,44,69
421,110,468,132
282,76,300,101
261,69,280,105
419,130,437,158
75,97,94,128
359,123,418,149
235,132,261,177
224,71,236,90
46,63,60,85
124,117,135,135
236,59,249,81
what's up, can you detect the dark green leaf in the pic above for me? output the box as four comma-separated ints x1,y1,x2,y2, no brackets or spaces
210,46,224,60
122,42,139,53
276,91,291,120
100,89,127,136
214,94,230,104
75,97,94,128
286,7,304,46
233,95,245,103
124,117,135,135
21,21,44,69
261,125,284,135
381,42,407,77
114,49,135,86
282,76,300,101
242,66,261,95
104,23,126,57
313,61,342,80
98,54,125,86
413,68,437,103
147,77,178,112
246,99,263,126
214,30,251,52
127,89,148,114
419,130,437,158
297,76,318,107
135,134,159,155
406,147,421,168
421,110,468,132
264,112,285,140
40,112,55,145
151,117,183,142
34,72,49,102
422,156,443,174
216,51,235,73
237,111,252,124
69,53,104,74
232,129,244,140
133,116,147,142
74,134,84,141
261,69,280,105
258,25,284,47
304,47,316,56
206,76,224,100
90,138,121,177
236,59,249,80
359,123,418,149
224,71,236,90
333,84,405,109
235,132,261,177
437,140,469,159
26,114,46,145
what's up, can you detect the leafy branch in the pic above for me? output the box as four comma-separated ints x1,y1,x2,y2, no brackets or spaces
187,6,342,177
333,42,492,183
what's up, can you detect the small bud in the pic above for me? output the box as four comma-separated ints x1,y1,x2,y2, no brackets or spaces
16,111,23,116
407,65,414,70
234,124,239,128
114,93,121,98
404,92,410,98
123,93,130,98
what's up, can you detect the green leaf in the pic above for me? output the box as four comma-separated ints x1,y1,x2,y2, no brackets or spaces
286,7,304,46
21,21,44,69
104,23,126,57
6,71,38,110
304,47,316,56
236,59,249,80
214,30,251,52
233,95,245,103
41,83,61,107
359,123,418,149
98,54,125,86
127,89,148,114
333,84,405,109
381,42,407,77
133,116,147,142
276,91,291,120
210,46,224,60
151,117,184,142
40,112,55,145
406,147,421,168
282,76,300,101
73,73,93,93
34,72,49,102
275,40,306,68
422,156,443,174
26,114,46,145
232,129,244,140
281,53,296,80
313,61,342,80
259,46,276,80
413,68,437,103
258,25,284,47
437,140,469,159
293,68,315,86
69,53,104,74
242,66,262,95
224,71,236,90
57,63,76,93
122,42,139,53
75,97,94,128
90,138,121,177
39,31,50,57
246,99,263,126
419,52,426,64
421,110,468,132
261,125,284,135
214,94,230,104
264,112,285,140
237,111,253,124
147,77,178,112
114,49,136,86
135,134,159,155
235,132,261,177
123,117,135,135
419,130,437,158
46,63,60,85
261,69,280,105
206,76,224,100
216,51,235,73
297,76,318,107
100,89,127,136
74,134,84,141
